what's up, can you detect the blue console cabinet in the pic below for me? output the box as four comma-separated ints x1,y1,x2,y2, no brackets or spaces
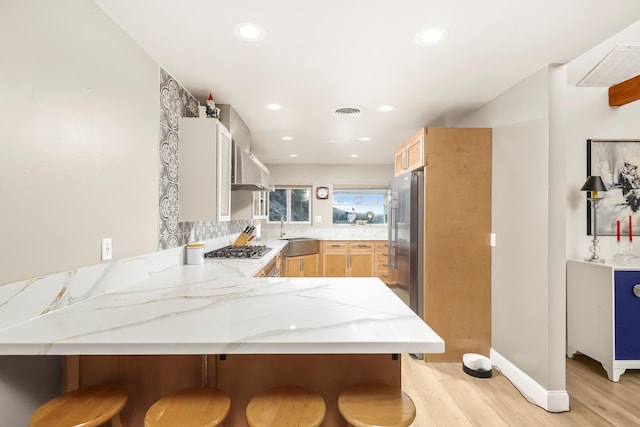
567,260,640,382
614,271,640,360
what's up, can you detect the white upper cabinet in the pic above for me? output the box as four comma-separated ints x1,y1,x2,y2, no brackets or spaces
179,118,232,222
252,190,269,219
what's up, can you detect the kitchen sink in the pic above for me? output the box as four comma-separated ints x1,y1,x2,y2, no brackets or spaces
280,237,319,257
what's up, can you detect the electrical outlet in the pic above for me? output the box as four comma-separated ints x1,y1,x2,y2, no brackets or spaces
102,238,112,261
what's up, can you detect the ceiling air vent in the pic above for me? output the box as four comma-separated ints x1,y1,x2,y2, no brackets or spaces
333,105,364,116
578,45,640,87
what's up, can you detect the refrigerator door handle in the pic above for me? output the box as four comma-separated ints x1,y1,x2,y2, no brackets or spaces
388,205,398,269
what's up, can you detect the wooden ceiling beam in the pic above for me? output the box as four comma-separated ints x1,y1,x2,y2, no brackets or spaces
609,74,640,106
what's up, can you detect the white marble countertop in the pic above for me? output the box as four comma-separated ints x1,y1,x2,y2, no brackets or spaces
0,242,444,355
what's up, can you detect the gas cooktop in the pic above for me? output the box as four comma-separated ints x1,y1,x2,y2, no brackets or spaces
204,245,272,259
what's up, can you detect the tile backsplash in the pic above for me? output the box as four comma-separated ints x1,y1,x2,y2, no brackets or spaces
158,68,246,249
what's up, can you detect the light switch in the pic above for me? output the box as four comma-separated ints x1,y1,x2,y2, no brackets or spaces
490,233,496,247
315,215,322,223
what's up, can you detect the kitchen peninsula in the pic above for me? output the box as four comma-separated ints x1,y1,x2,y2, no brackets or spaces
0,240,444,426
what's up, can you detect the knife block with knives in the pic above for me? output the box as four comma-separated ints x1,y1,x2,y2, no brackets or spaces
232,225,256,246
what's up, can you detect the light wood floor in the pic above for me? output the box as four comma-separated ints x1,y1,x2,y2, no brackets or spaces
402,353,640,426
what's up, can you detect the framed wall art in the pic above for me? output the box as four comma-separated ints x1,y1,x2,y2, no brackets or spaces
587,139,640,236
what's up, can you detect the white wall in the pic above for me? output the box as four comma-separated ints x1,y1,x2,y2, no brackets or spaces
0,0,160,423
457,68,558,389
455,19,640,407
562,91,640,259
0,0,159,286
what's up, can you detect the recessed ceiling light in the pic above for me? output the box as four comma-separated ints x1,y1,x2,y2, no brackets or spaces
234,23,266,41
281,136,294,141
350,154,359,158
415,27,448,46
376,105,396,112
358,137,372,141
289,154,298,158
265,103,282,111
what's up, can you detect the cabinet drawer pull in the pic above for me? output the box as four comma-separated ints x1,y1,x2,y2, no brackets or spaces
634,284,640,298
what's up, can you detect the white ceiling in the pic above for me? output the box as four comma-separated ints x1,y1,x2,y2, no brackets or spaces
94,0,640,165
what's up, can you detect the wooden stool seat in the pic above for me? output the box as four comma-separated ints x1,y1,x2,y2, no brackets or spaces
245,385,326,427
144,387,231,427
30,383,128,427
338,382,416,427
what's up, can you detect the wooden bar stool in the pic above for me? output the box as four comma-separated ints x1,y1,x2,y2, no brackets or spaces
338,383,416,427
144,387,231,427
245,385,326,427
30,383,128,427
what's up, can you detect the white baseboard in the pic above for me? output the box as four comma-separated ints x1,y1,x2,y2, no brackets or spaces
490,348,569,412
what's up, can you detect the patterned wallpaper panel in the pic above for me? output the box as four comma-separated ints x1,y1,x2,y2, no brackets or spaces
158,68,247,249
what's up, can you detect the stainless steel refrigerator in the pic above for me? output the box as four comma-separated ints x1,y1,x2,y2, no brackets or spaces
388,170,424,321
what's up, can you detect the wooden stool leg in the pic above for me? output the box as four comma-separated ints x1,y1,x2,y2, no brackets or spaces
111,413,124,427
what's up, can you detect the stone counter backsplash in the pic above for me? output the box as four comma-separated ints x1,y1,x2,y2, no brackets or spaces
158,68,249,249
261,226,388,241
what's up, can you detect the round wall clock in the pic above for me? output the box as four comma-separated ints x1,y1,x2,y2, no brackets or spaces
316,186,329,200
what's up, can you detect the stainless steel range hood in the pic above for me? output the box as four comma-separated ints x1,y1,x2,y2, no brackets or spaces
232,142,272,191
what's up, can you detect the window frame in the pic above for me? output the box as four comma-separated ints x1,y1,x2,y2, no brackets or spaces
331,187,389,226
267,186,312,224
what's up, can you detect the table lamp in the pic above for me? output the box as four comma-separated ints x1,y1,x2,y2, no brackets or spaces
580,176,607,262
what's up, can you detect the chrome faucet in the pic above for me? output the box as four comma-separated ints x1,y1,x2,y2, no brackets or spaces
280,215,286,238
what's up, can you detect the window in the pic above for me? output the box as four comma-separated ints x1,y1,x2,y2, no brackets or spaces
332,188,389,225
268,187,311,223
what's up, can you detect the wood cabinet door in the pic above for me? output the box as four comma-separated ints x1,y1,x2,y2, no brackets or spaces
323,253,348,277
348,242,374,277
284,256,302,277
394,128,425,176
301,254,320,277
394,146,405,176
405,129,425,171
350,253,374,277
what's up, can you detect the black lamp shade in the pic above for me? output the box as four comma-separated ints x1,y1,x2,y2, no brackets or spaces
580,176,607,192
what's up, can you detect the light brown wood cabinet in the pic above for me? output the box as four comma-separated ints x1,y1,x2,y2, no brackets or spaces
253,250,285,277
322,241,374,278
275,250,283,273
284,254,320,277
394,128,425,176
414,127,492,362
374,241,390,284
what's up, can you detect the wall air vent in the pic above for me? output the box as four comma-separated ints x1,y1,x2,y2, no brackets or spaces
578,45,640,87
333,105,364,115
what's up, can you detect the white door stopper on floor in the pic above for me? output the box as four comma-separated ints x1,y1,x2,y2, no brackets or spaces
462,353,492,378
